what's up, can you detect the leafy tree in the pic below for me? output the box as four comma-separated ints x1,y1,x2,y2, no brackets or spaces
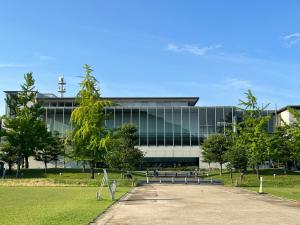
202,148,214,171
61,130,73,168
71,65,112,179
237,89,271,178
35,131,63,173
0,141,17,173
1,73,45,177
283,108,300,168
225,145,248,173
269,125,294,172
105,124,144,176
222,129,247,182
202,133,229,175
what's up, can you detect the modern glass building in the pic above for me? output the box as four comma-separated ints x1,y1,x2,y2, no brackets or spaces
4,91,275,168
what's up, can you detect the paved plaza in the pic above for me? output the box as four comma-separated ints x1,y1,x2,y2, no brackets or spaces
93,184,300,225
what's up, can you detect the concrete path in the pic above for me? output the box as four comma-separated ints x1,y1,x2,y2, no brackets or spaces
93,184,300,225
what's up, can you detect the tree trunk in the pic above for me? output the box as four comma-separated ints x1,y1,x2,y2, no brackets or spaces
252,165,255,174
255,164,260,179
25,157,29,168
220,163,223,176
44,161,47,174
21,157,25,168
230,168,233,185
8,161,13,173
82,161,86,173
240,172,244,185
284,161,288,174
16,157,21,178
90,161,95,179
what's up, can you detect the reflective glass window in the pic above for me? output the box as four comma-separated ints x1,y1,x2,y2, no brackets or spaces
216,107,224,133
165,108,173,145
173,108,181,145
105,108,114,130
157,108,164,145
115,108,122,128
224,107,233,131
123,108,131,125
190,108,198,145
148,108,156,145
131,108,140,132
207,107,215,133
182,108,190,145
140,109,147,145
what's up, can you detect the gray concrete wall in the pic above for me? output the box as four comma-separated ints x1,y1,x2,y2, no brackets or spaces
6,146,220,170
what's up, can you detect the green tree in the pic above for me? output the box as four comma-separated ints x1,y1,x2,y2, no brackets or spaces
202,148,214,171
269,125,294,172
105,124,144,176
61,130,73,168
71,65,112,179
222,129,247,181
237,89,271,178
0,141,17,173
35,131,63,173
283,108,300,168
202,133,229,175
1,73,46,177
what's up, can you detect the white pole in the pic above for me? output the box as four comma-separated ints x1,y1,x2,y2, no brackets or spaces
259,176,263,194
198,177,200,184
160,178,162,184
210,177,213,184
146,177,149,184
185,177,187,184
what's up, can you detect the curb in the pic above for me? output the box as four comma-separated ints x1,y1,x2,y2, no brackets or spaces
88,187,134,225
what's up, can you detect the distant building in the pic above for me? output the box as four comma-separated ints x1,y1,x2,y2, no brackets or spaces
275,105,300,126
3,91,276,168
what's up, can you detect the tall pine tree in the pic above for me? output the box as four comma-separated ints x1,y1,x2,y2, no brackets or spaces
71,65,112,179
1,73,46,177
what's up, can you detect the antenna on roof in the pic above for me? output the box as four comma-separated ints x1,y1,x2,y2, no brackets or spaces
58,76,66,98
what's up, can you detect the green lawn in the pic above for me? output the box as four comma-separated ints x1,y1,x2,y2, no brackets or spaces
0,186,130,225
210,169,300,201
0,169,136,224
1,168,143,186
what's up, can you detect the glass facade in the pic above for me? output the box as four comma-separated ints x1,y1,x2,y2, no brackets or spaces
18,95,274,148
43,104,242,146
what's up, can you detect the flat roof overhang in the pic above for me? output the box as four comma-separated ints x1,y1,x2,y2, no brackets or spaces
4,91,199,106
36,97,199,106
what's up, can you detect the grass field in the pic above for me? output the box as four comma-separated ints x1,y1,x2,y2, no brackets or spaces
0,186,130,225
0,169,136,225
0,168,143,186
210,169,300,201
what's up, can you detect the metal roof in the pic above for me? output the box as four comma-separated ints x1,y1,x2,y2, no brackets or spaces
37,96,200,106
4,91,199,106
276,105,300,114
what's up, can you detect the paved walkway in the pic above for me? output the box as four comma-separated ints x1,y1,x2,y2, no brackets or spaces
93,184,300,225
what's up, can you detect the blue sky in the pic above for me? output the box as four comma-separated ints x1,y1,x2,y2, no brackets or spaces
1,0,300,114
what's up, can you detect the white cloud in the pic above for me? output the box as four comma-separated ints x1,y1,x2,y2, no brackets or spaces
39,55,55,60
225,78,253,90
166,43,221,56
0,63,27,68
281,33,300,47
